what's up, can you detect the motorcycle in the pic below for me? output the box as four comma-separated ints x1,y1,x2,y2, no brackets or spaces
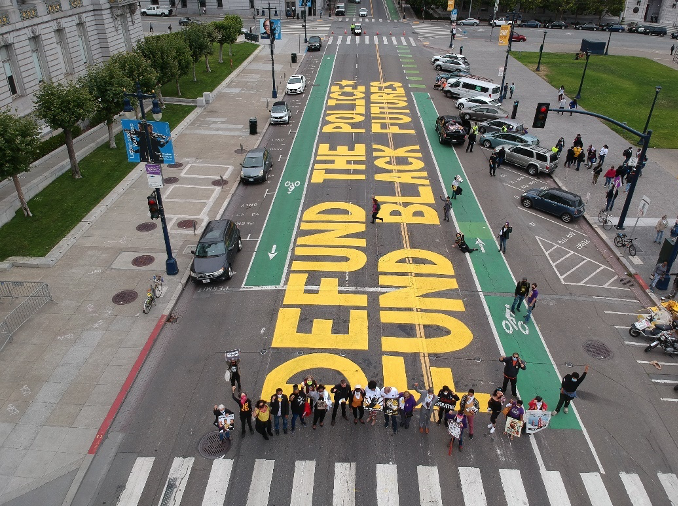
629,308,675,337
644,331,678,356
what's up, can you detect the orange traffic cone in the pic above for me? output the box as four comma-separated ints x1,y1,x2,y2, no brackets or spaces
403,30,406,35
345,29,347,34
376,31,379,35
389,31,392,35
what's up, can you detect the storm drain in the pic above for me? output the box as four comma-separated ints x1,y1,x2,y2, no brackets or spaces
131,255,155,267
212,179,227,186
177,219,196,229
163,177,179,184
166,163,184,169
136,222,157,232
198,431,231,459
583,340,613,360
112,290,138,305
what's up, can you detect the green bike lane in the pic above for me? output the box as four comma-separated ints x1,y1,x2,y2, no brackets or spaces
243,55,335,287
413,92,580,431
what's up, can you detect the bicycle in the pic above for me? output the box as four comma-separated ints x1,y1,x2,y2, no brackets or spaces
613,232,637,256
142,275,164,314
597,209,614,231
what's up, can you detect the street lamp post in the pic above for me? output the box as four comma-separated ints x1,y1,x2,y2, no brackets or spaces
535,30,547,71
574,51,590,100
122,83,179,276
642,85,662,135
498,10,517,104
605,29,612,55
302,9,307,43
267,2,277,98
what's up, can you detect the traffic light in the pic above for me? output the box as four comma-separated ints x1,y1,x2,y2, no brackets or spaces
147,194,160,219
532,102,550,129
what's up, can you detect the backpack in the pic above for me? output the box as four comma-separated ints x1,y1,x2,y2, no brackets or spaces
671,224,678,238
455,186,462,196
376,203,381,212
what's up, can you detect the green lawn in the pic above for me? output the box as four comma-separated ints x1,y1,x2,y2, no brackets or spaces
161,42,259,99
0,104,194,261
512,53,678,148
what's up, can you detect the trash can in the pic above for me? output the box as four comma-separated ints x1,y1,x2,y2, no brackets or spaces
291,53,297,63
249,117,257,135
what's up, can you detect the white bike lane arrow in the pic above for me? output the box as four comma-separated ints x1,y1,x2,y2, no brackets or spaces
475,238,485,253
268,245,277,260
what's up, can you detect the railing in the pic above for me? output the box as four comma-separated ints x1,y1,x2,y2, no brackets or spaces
0,281,52,353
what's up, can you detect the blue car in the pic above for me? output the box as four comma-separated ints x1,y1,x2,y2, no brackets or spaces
521,188,585,223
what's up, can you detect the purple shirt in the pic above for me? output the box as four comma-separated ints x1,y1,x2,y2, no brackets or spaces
399,393,416,413
526,289,538,305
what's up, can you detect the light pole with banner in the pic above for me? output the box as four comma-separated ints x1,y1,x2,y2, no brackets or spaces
497,10,516,104
536,30,547,71
267,2,277,98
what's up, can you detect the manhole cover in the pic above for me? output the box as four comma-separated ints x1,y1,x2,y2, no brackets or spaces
198,431,231,459
132,255,155,267
136,222,157,232
112,290,138,305
163,177,179,184
177,219,196,229
212,179,227,186
166,163,184,169
583,340,613,360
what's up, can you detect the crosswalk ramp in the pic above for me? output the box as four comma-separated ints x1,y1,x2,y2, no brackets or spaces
325,35,418,46
116,457,678,505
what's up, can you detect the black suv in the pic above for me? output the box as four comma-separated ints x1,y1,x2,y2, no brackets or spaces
190,220,242,283
308,36,322,51
435,115,467,145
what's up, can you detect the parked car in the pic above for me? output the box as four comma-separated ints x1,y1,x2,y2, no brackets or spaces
522,20,542,28
607,24,625,32
490,17,512,26
576,23,598,30
511,33,527,41
548,21,567,29
520,188,585,223
431,53,469,65
307,35,322,50
190,220,242,283
286,75,306,94
458,18,480,25
179,17,199,26
627,22,639,32
359,7,368,16
456,96,500,110
270,101,291,125
141,5,173,16
646,26,667,36
434,58,470,72
241,147,273,182
435,115,467,145
478,131,539,149
495,144,558,176
460,104,509,122
671,31,678,39
477,118,526,134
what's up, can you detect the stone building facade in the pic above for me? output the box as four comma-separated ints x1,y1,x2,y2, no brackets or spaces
0,0,143,117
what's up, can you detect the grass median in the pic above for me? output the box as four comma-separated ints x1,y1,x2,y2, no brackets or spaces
512,52,678,148
0,104,194,261
161,41,259,99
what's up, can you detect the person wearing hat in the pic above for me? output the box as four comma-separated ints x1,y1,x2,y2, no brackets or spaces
350,384,366,424
289,384,307,432
414,383,438,434
487,388,505,434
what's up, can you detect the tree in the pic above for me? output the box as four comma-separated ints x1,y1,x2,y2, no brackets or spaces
136,34,191,97
83,62,127,149
109,52,159,107
0,110,40,217
182,22,216,80
218,15,243,60
34,81,96,179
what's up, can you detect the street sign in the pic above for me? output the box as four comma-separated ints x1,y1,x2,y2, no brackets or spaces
637,195,650,218
498,24,510,45
451,8,457,20
498,66,505,77
145,164,164,188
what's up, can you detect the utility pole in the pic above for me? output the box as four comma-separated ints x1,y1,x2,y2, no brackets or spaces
267,2,277,98
498,10,516,104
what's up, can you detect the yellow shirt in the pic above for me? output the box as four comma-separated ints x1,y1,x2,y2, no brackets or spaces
255,407,270,422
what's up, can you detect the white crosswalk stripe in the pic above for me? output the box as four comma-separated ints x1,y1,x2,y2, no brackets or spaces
116,456,677,506
320,35,417,46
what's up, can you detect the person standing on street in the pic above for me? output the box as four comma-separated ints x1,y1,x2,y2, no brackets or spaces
489,152,498,176
350,384,366,424
149,23,153,33
498,222,511,253
564,146,575,167
436,386,460,425
558,97,567,114
364,380,382,426
671,44,675,55
605,185,619,212
232,390,254,436
447,410,468,452
460,389,480,440
311,384,331,429
655,215,669,243
504,399,525,440
524,283,538,323
381,386,400,434
597,144,608,167
502,83,509,100
330,378,351,425
451,175,463,200
253,400,273,440
558,85,565,102
213,404,234,442
371,197,383,223
603,166,616,187
168,24,172,33
487,388,505,434
439,195,451,222
500,353,526,397
415,383,437,434
289,384,307,432
569,98,578,116
466,129,476,152
228,357,241,392
665,272,678,299
509,82,515,99
511,277,530,314
650,261,669,293
592,163,603,185
398,390,416,429
552,365,589,415
269,388,289,435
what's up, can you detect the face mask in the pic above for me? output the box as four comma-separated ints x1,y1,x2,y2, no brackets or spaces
572,378,578,382
277,394,282,398
443,390,449,394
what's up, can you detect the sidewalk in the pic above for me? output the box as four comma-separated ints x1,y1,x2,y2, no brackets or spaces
0,34,306,504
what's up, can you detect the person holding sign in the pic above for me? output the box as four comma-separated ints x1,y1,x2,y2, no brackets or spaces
436,386,460,426
447,410,468,453
381,386,400,434
213,404,234,442
460,389,480,439
364,380,382,426
504,399,524,440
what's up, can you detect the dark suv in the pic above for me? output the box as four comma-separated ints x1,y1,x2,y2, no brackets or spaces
435,115,467,145
190,220,242,283
521,188,585,223
308,36,322,50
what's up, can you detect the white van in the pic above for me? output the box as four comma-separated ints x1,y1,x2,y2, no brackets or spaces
335,3,345,15
443,76,501,101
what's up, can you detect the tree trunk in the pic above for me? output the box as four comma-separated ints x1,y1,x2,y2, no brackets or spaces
219,43,224,63
176,77,182,96
107,119,116,149
64,129,82,179
156,84,166,108
229,43,233,57
205,55,211,73
12,174,32,217
193,61,197,82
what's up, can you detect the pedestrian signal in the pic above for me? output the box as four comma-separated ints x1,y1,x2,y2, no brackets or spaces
147,194,160,219
532,103,550,129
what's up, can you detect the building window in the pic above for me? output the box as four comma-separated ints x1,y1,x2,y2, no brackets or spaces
29,36,48,83
55,29,73,74
0,45,19,96
77,23,91,65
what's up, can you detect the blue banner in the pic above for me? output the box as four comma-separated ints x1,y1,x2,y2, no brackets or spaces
259,18,282,40
121,120,175,164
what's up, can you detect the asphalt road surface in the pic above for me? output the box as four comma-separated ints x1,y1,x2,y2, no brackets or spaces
73,6,678,506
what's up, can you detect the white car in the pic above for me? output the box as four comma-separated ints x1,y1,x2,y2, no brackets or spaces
456,96,500,110
490,17,513,26
359,7,367,16
431,53,469,65
458,18,480,25
286,75,306,94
